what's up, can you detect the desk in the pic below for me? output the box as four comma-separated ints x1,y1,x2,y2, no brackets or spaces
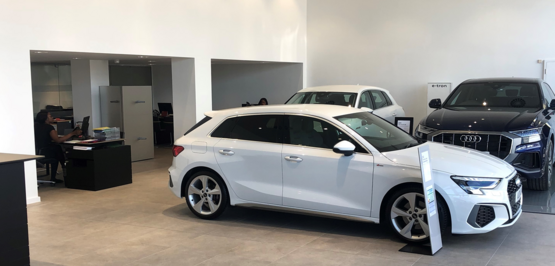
0,153,42,266
63,139,132,191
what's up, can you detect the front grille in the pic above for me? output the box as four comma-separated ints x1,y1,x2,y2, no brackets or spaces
476,206,496,227
431,133,512,159
507,174,522,217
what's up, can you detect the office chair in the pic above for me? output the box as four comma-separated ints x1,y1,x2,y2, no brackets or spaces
36,148,58,187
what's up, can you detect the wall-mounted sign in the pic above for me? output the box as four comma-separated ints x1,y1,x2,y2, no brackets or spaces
395,117,414,135
427,82,452,115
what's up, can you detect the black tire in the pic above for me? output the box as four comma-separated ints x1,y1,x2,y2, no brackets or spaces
528,139,553,191
384,185,450,243
184,171,229,219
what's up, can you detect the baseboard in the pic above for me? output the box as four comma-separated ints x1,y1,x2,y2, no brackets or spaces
26,196,41,205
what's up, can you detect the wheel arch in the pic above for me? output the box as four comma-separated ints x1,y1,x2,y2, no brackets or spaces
378,182,451,227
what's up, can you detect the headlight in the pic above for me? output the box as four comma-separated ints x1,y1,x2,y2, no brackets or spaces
451,176,501,195
510,128,541,144
415,124,438,139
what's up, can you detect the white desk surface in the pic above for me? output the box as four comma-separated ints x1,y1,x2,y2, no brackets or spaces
0,153,42,165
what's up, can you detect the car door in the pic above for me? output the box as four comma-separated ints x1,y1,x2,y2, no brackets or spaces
281,115,374,216
213,114,284,205
370,90,396,123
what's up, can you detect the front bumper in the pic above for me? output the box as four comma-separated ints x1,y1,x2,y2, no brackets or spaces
415,131,545,180
445,172,523,234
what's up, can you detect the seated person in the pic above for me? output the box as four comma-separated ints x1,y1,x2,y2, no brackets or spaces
34,111,82,183
258,98,268,105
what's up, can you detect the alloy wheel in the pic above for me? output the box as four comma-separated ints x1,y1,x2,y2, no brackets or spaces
390,192,429,240
187,175,222,215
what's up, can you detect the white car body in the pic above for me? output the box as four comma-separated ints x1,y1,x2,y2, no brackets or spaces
286,85,405,123
169,104,522,237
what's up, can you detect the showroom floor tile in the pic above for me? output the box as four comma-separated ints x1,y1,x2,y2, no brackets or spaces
29,147,555,266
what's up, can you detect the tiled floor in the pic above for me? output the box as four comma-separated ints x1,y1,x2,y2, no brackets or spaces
30,147,555,266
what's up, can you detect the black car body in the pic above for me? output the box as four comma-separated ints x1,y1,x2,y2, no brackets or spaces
415,78,555,190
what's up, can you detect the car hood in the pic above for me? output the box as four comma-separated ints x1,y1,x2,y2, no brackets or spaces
424,107,542,131
382,142,515,178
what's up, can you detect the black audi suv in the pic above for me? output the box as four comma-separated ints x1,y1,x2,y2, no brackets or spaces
415,78,555,190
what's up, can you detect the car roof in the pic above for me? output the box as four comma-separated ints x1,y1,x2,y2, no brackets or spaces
298,85,389,94
205,104,364,119
462,77,543,84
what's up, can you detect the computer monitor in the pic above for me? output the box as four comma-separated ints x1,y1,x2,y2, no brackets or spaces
158,103,173,115
57,121,71,136
81,116,90,138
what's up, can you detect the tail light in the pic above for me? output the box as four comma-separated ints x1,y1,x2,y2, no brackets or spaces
172,145,185,157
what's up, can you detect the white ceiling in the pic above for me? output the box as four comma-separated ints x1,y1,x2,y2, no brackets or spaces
30,50,175,66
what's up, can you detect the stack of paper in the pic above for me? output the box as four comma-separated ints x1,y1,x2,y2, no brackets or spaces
73,146,93,151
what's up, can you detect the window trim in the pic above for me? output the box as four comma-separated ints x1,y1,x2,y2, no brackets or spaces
283,113,372,155
382,91,393,106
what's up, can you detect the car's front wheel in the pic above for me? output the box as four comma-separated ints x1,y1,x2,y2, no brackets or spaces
385,186,450,243
528,139,553,191
185,171,229,219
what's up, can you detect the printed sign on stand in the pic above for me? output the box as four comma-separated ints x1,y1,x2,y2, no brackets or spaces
399,144,443,255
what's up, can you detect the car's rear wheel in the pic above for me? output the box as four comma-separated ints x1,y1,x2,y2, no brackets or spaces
185,171,228,219
385,186,450,243
528,139,553,191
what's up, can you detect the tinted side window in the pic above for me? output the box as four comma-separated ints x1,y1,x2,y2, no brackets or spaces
382,92,393,105
211,117,237,138
371,91,388,109
360,91,375,109
284,115,367,153
228,115,283,143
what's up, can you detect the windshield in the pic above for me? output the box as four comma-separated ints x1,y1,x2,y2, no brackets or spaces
286,92,357,107
335,112,419,152
444,82,542,110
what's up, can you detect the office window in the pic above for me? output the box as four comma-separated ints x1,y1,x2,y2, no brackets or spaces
213,115,283,143
285,115,366,153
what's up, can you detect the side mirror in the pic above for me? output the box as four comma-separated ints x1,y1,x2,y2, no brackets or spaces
360,107,373,113
429,98,442,109
333,140,356,156
550,99,555,109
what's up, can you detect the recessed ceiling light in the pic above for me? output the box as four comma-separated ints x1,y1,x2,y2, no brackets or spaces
73,57,80,59
34,51,48,54
148,60,156,62
149,63,155,65
138,56,148,58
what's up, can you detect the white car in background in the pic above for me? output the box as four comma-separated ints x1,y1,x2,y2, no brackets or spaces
285,85,405,123
169,104,522,243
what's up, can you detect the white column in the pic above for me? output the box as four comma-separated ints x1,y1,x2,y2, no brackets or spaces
193,58,212,122
71,59,109,134
171,58,196,137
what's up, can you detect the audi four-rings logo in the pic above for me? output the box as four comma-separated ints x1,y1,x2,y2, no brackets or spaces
460,135,482,143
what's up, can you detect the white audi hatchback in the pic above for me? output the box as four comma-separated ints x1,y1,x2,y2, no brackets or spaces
169,104,522,243
285,85,405,123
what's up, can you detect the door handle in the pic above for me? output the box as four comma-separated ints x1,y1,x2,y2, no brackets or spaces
135,101,146,103
219,149,235,156
392,113,397,116
285,156,303,162
137,137,147,140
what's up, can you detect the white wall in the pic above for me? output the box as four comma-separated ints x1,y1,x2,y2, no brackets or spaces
212,63,303,110
308,0,555,126
0,0,306,204
151,65,173,111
